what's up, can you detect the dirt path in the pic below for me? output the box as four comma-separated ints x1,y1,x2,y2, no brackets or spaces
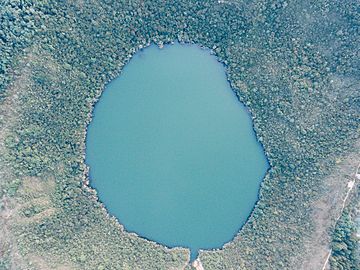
192,258,205,270
320,163,359,270
294,144,360,270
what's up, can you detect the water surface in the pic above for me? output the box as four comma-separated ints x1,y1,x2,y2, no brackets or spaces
86,44,268,259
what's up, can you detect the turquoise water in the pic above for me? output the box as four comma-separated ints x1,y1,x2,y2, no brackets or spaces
86,44,268,259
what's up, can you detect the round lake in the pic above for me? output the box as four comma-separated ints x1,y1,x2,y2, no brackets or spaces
86,44,268,259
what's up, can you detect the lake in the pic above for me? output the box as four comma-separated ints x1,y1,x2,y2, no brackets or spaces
86,43,268,260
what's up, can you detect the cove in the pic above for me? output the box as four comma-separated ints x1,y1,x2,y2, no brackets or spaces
86,44,268,260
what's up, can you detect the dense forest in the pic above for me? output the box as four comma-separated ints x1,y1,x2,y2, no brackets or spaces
330,185,359,270
0,0,359,269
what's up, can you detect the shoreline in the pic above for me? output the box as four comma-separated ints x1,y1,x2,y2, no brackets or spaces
79,40,271,267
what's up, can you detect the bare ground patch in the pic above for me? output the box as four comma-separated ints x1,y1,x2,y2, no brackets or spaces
0,50,79,270
295,141,359,270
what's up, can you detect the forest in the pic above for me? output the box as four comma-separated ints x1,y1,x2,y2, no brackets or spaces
0,0,359,269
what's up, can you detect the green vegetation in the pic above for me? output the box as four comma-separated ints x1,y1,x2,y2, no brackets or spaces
0,0,359,269
330,186,360,270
